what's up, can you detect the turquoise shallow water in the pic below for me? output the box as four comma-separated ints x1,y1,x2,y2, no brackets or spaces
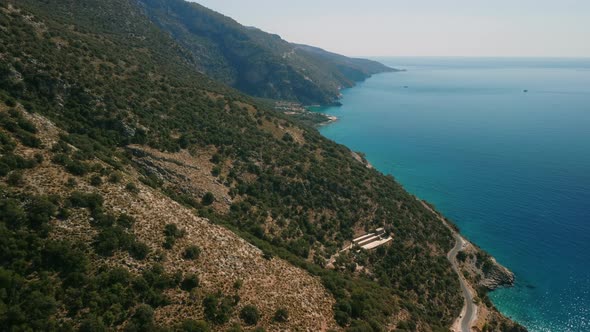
313,57,590,331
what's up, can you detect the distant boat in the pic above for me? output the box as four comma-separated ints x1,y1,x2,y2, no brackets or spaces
523,89,528,93
404,86,409,88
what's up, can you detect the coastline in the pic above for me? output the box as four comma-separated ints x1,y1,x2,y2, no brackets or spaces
420,200,522,331
274,101,339,127
314,70,526,331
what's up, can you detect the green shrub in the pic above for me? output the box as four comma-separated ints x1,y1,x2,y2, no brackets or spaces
162,236,175,249
226,324,243,332
211,166,221,177
457,251,467,262
335,310,350,326
202,192,215,206
233,279,243,290
94,227,129,256
125,182,139,193
0,198,26,228
117,214,135,228
26,196,57,228
282,133,293,142
273,308,288,323
129,241,150,260
239,305,260,326
108,172,122,183
65,159,90,176
69,191,104,211
4,98,16,107
0,131,16,153
7,170,24,186
66,177,77,187
164,223,184,238
0,163,10,176
203,294,234,325
180,319,209,332
183,245,201,260
78,315,108,332
16,130,42,148
90,175,102,186
33,153,43,164
125,304,155,332
181,274,199,291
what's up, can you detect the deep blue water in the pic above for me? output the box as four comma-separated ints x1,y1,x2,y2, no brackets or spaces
313,57,590,331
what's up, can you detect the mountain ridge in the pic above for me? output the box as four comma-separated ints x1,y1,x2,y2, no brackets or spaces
137,0,395,105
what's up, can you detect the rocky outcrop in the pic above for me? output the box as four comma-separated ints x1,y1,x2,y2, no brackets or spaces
456,242,515,290
125,145,232,212
480,257,515,290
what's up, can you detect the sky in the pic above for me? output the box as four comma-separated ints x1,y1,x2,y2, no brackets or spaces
190,0,590,58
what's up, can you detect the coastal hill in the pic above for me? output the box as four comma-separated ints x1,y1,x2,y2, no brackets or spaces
138,0,395,105
0,0,524,331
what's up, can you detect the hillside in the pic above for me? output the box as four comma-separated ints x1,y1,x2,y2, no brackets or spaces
0,0,524,331
137,0,395,105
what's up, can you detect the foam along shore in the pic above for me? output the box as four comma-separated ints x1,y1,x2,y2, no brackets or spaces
319,114,338,125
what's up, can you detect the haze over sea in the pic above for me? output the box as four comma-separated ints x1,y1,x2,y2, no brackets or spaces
312,57,590,332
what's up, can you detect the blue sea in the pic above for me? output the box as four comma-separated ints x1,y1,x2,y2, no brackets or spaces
312,57,590,331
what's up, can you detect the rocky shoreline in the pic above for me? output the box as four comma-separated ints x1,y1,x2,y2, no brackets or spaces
421,201,526,331
457,240,515,290
481,257,515,290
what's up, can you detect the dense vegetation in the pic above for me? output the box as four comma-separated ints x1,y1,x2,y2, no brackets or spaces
0,0,470,330
0,116,200,331
138,0,394,105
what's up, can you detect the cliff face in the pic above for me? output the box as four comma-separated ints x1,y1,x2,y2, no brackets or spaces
458,243,515,290
480,257,515,290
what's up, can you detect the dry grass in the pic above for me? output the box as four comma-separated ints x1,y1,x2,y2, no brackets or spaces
7,108,338,331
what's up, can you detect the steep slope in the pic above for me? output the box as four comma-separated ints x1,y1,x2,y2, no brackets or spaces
0,0,524,331
1,103,337,330
137,0,395,105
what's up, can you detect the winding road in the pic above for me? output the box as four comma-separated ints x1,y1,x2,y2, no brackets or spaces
448,230,477,332
419,200,477,332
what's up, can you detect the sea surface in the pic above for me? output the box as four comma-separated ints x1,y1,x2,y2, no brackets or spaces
311,57,590,332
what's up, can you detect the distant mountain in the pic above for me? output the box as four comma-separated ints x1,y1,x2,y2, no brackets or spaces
137,0,395,104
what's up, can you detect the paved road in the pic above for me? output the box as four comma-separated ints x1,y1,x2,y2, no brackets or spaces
420,200,476,332
448,233,476,332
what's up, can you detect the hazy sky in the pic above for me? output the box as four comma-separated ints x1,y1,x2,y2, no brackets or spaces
191,0,590,58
